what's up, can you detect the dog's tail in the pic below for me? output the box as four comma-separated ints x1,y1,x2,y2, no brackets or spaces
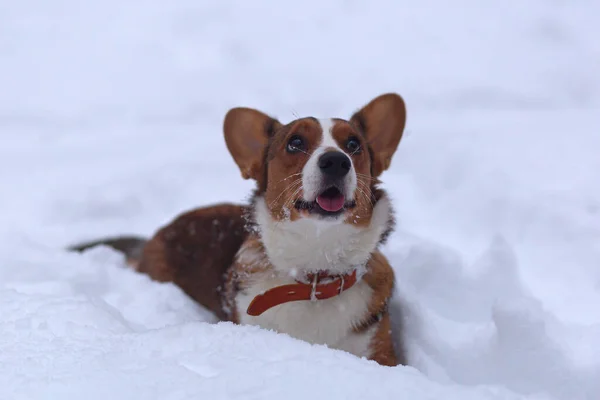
68,236,147,267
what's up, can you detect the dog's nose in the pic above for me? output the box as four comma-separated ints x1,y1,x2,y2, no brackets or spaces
318,151,351,178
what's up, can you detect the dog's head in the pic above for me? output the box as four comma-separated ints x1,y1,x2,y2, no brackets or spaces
224,93,406,228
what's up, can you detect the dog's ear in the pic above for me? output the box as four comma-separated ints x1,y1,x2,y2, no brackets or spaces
224,107,282,182
350,93,406,177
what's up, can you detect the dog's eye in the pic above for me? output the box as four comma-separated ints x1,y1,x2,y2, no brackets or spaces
346,137,361,154
287,135,305,153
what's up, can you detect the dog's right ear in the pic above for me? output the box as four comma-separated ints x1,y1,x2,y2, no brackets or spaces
223,107,282,181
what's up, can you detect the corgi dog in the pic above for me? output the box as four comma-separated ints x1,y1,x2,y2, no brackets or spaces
70,93,407,366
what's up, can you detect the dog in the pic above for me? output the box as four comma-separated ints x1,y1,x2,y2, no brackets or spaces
70,93,407,366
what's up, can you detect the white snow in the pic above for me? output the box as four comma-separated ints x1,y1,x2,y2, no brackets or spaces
1,1,599,399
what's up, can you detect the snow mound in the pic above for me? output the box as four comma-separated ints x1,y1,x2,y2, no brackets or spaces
0,247,548,400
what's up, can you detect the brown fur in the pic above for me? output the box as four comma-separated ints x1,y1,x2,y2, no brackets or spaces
370,312,398,366
69,236,146,266
135,204,247,321
262,118,323,222
359,251,403,366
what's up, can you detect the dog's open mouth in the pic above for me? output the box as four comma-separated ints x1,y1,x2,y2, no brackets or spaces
294,187,356,217
316,187,346,212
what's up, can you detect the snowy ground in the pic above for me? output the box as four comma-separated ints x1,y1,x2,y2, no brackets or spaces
1,1,599,399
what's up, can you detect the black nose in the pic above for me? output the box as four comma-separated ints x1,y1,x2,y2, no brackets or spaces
318,151,351,178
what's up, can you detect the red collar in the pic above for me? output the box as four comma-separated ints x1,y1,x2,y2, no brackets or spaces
246,269,359,316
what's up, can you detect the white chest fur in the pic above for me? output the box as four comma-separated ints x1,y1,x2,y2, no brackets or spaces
235,275,377,358
253,196,391,276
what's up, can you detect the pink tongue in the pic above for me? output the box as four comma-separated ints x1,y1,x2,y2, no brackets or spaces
316,193,345,212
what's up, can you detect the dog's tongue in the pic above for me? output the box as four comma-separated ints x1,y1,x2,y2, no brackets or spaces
316,193,345,212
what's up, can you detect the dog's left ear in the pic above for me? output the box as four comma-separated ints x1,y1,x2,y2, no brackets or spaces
350,93,406,177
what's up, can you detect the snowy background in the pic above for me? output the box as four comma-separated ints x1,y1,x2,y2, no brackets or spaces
1,1,599,399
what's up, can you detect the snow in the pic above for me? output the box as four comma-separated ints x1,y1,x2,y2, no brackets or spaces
1,1,599,399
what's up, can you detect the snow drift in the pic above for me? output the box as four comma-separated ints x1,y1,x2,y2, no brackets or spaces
1,1,599,399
